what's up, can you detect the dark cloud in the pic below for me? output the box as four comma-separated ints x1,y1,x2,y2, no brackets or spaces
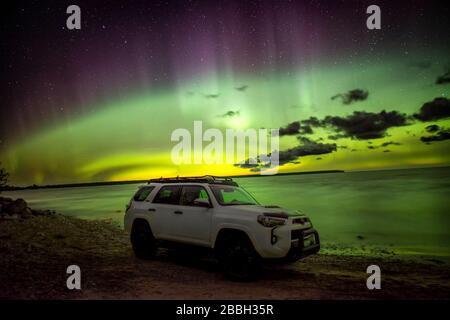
279,121,313,136
204,93,220,99
328,134,347,140
217,110,240,118
235,159,260,169
331,89,369,105
426,124,440,133
420,128,450,143
276,137,337,166
436,71,450,85
235,85,249,91
414,97,450,121
322,110,408,140
235,137,337,171
380,141,401,147
300,124,314,134
368,145,377,149
302,116,321,127
316,157,322,160
279,121,301,136
383,150,391,153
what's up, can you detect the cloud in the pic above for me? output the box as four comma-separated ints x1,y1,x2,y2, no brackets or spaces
235,85,249,91
425,124,440,133
328,134,347,140
235,137,337,171
204,93,220,99
380,141,401,147
436,71,450,85
420,128,450,143
367,141,400,150
414,97,450,121
279,121,313,136
331,89,369,105
217,110,240,118
300,124,314,134
322,110,408,140
279,121,301,136
271,138,337,166
302,116,322,127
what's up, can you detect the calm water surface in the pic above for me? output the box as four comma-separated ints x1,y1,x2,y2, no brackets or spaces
4,167,450,257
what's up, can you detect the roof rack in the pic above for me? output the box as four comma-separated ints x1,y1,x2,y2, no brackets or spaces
148,175,238,186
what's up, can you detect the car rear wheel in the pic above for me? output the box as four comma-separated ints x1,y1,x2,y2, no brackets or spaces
131,220,157,259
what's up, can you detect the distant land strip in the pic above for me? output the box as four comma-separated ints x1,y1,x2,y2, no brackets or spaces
2,170,345,191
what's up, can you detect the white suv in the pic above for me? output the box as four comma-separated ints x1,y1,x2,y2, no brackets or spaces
124,176,320,280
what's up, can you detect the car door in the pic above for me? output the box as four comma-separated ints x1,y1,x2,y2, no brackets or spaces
175,185,213,246
150,185,182,240
129,186,156,216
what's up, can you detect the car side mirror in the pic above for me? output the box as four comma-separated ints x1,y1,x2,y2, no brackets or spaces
193,198,211,208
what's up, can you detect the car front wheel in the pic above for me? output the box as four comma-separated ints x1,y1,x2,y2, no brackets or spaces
218,236,260,281
131,220,157,259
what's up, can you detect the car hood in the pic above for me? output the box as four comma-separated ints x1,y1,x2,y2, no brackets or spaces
227,204,306,217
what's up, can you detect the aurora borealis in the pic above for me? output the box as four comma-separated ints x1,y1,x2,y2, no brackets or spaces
1,0,450,186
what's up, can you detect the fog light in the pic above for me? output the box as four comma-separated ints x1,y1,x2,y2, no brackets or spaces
271,235,278,244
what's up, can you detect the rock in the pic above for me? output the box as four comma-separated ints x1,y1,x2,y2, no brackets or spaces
21,207,33,218
8,198,28,215
31,209,54,216
0,197,13,213
2,214,19,220
0,196,13,203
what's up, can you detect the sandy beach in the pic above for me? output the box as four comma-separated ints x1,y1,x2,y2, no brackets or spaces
1,214,449,300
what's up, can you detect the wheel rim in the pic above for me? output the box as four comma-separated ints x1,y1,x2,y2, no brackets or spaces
224,244,254,278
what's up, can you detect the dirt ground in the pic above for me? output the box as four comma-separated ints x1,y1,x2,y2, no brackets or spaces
0,215,449,300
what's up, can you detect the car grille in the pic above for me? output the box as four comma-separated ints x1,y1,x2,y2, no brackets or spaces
291,229,303,240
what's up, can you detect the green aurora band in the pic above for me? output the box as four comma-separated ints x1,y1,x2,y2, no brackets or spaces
2,52,450,186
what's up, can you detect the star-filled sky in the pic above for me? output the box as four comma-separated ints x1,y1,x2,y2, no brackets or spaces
1,0,449,186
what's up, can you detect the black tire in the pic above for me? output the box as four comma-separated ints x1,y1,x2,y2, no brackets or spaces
131,220,157,259
217,234,261,281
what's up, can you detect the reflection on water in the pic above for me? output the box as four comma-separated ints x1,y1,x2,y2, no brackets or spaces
3,167,450,257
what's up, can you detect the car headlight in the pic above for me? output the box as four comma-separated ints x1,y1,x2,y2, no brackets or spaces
257,214,286,227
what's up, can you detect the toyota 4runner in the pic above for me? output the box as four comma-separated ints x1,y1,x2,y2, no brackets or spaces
124,176,320,280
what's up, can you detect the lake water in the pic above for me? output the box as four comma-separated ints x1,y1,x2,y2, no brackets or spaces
3,167,450,258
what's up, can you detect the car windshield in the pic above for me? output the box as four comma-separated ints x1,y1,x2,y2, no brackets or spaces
210,185,259,206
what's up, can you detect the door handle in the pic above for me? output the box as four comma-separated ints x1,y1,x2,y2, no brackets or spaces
148,208,156,212
173,210,183,214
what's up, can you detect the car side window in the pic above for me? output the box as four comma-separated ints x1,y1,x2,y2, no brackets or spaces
133,186,155,201
152,186,182,205
180,186,210,206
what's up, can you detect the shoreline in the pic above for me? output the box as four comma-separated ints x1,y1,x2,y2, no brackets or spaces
0,211,449,299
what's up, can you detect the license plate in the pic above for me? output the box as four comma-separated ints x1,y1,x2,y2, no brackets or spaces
303,234,315,247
